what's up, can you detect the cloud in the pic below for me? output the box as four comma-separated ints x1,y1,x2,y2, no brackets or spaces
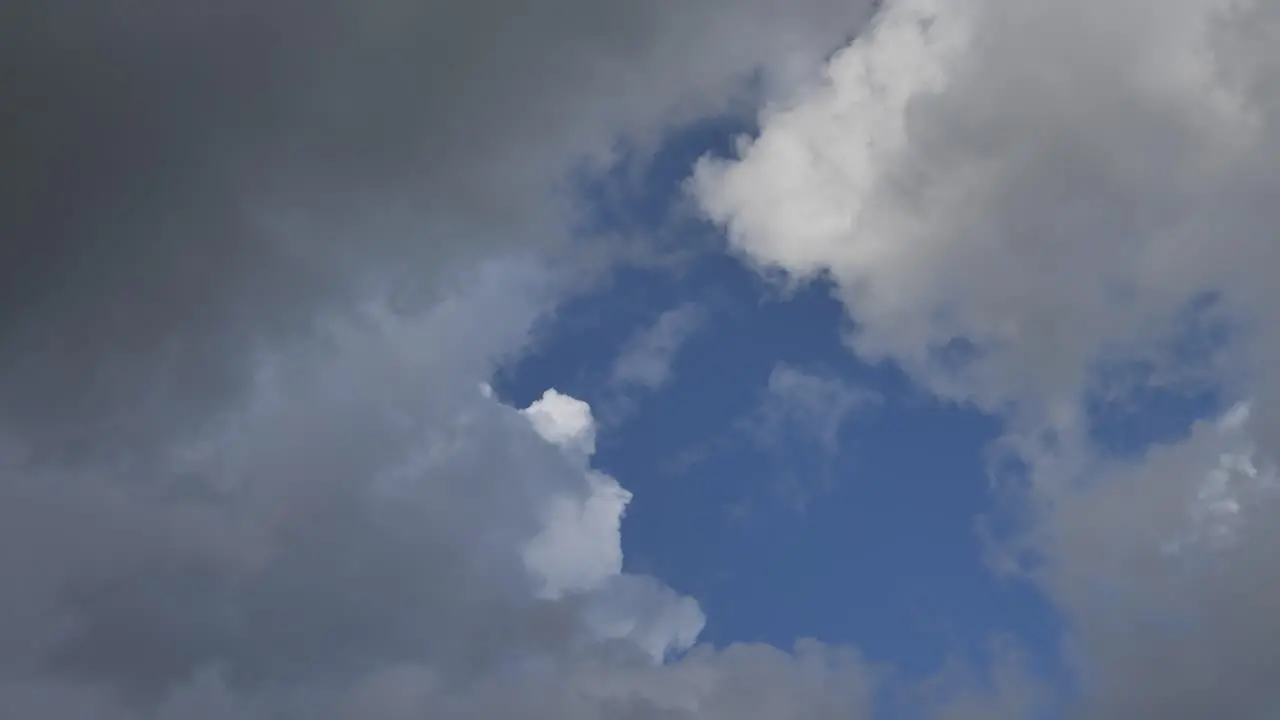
0,0,872,459
0,257,885,719
1035,402,1280,718
518,389,634,605
12,1,1238,716
694,0,1280,714
692,0,1276,418
523,389,600,456
0,2,908,717
611,303,706,391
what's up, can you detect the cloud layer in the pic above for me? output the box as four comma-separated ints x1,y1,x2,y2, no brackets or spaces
0,0,871,458
14,0,1275,715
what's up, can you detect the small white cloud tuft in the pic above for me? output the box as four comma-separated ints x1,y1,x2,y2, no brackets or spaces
521,388,598,456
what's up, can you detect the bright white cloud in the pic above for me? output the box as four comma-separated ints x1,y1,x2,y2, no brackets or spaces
693,0,1274,420
523,388,600,456
518,389,705,659
695,0,1280,714
520,389,629,601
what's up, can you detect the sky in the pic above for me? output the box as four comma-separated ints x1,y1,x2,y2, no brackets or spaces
2,1,1279,719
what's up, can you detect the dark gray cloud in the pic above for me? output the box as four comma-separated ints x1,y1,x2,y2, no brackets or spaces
0,0,870,457
0,2,905,718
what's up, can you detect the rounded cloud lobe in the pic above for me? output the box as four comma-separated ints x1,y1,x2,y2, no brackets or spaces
695,0,1280,715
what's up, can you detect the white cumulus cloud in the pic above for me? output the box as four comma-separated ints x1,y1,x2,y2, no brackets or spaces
523,388,600,456
695,0,1280,714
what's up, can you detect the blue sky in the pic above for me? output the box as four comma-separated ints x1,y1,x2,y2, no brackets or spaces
496,119,1071,700
491,99,1245,713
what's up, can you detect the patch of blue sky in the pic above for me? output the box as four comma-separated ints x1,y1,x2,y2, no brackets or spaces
495,117,1066,696
1085,291,1233,459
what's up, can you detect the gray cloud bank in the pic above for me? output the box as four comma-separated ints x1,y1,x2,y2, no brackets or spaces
0,2,938,718
0,0,866,457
